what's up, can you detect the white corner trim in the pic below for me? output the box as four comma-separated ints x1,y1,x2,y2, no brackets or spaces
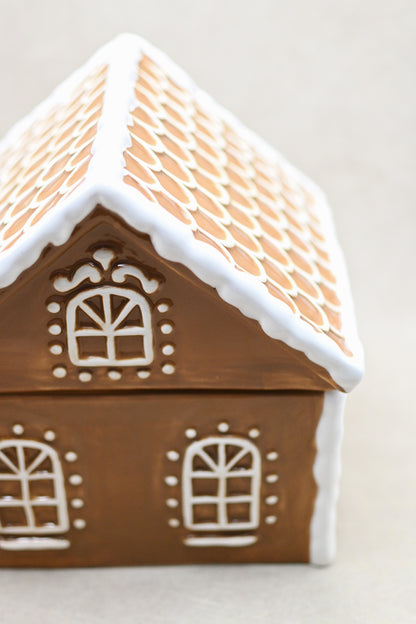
309,390,345,565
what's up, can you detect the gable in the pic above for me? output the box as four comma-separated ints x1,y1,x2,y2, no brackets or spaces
0,208,340,393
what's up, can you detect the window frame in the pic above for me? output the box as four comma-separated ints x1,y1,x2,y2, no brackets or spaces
0,439,69,536
66,285,154,367
182,436,261,532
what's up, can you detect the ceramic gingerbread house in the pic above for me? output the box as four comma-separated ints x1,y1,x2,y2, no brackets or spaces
0,34,363,567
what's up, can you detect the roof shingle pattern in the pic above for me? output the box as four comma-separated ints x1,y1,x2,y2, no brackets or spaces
0,65,107,254
124,56,350,355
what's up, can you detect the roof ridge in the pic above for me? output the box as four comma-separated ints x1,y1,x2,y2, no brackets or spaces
86,35,142,187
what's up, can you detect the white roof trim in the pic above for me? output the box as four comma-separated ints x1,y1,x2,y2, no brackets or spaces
0,34,364,392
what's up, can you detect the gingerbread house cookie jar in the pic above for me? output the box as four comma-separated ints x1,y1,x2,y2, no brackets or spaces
0,34,363,567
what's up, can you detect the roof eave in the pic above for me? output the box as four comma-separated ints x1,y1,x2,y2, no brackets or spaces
0,180,363,392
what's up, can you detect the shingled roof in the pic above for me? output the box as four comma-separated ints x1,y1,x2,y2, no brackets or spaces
0,34,363,391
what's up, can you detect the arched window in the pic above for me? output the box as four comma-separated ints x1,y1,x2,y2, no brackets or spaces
0,440,69,549
182,436,261,546
66,285,153,367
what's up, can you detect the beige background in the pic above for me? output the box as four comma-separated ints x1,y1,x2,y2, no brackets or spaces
0,0,415,622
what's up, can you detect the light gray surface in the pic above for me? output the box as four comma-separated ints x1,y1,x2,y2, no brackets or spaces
0,1,415,622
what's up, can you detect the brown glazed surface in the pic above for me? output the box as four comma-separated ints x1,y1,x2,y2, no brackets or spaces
0,208,328,565
0,208,340,393
0,391,323,566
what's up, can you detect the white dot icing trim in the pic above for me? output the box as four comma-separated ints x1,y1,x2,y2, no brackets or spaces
65,451,78,462
160,322,174,334
108,370,121,380
69,474,83,486
265,495,278,505
52,366,67,378
166,498,179,508
162,363,175,375
165,475,178,486
49,343,63,355
70,498,84,509
168,518,180,528
166,450,180,461
265,474,278,483
137,370,150,379
162,344,175,356
157,302,170,313
78,371,92,383
217,422,229,433
48,323,62,336
47,302,61,313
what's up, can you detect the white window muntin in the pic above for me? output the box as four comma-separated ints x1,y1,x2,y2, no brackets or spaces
182,436,261,532
0,440,69,535
66,285,153,367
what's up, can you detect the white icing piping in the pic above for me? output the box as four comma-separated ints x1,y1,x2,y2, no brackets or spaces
0,537,70,551
53,264,101,292
86,34,142,186
309,390,345,565
0,34,364,391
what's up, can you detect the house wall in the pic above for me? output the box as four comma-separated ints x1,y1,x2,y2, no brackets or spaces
0,209,339,393
0,390,323,566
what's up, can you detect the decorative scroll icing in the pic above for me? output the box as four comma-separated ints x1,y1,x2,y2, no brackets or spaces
53,247,161,294
111,265,159,293
53,265,102,293
92,248,115,270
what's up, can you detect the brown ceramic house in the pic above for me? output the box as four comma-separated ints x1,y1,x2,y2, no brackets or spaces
0,35,363,567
